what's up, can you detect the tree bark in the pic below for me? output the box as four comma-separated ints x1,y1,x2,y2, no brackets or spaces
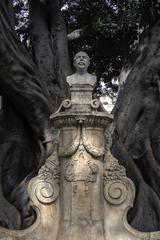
0,0,52,229
48,0,72,107
113,21,160,231
29,0,72,111
29,0,55,110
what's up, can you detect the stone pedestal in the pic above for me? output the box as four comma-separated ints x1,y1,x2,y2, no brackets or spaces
0,85,159,240
52,85,111,240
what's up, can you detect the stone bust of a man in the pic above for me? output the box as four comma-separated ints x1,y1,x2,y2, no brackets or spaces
67,51,97,87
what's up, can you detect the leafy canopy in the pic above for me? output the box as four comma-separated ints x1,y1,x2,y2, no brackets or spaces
13,0,160,93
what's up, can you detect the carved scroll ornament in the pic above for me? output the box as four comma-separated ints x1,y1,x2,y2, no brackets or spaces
103,149,160,240
1,69,160,240
59,126,105,159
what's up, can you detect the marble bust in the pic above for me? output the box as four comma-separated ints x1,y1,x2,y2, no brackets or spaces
67,51,97,87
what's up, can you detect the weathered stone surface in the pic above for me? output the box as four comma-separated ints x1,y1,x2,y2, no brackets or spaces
0,53,160,239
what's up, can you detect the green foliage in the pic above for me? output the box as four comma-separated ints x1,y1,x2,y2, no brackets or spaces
13,0,29,45
62,0,160,92
13,0,160,92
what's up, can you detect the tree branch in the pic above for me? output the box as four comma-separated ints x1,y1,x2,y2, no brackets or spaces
48,0,72,103
67,28,84,41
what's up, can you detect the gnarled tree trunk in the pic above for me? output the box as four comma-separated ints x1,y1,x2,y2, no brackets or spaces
29,0,72,111
0,0,71,230
1,0,160,234
113,21,160,232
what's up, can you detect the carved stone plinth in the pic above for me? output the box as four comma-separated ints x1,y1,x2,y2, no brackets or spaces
0,85,160,240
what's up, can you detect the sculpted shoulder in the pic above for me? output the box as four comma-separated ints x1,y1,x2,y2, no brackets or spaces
67,73,97,87
66,74,77,86
87,74,97,86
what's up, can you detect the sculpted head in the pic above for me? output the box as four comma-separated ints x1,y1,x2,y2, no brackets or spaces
67,51,96,86
73,51,90,73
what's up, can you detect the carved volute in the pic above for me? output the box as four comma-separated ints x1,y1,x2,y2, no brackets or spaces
50,84,112,240
0,53,160,240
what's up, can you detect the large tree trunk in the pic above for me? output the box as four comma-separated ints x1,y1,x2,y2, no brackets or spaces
29,0,72,111
0,0,72,230
3,0,160,234
29,0,55,110
0,0,55,229
113,21,160,232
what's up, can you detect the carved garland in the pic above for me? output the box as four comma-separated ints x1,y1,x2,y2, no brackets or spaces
59,126,105,158
82,127,105,158
59,126,81,157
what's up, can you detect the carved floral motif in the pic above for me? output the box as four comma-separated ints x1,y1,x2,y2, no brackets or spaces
64,144,99,183
2,67,160,240
38,159,59,181
103,149,127,205
28,149,60,205
103,150,126,183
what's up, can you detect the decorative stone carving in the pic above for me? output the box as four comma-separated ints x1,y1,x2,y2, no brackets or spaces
1,53,160,240
64,148,99,183
104,151,126,183
29,151,60,204
103,150,129,205
0,144,60,240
